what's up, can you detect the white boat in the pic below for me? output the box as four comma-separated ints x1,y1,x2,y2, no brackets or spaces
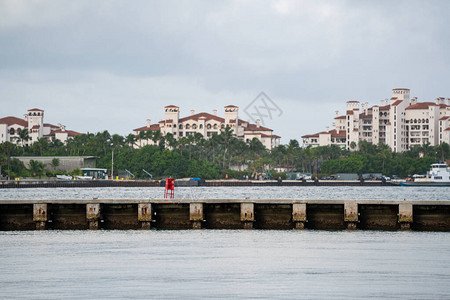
399,163,450,186
75,175,93,181
56,175,72,180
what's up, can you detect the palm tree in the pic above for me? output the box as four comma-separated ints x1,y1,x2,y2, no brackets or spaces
208,133,221,164
178,137,188,156
50,158,60,171
376,143,392,174
138,130,146,148
125,134,136,148
95,130,111,155
34,138,49,156
219,126,234,168
111,134,124,152
187,134,195,160
165,133,178,150
151,130,162,146
17,129,30,154
29,159,45,178
1,142,15,179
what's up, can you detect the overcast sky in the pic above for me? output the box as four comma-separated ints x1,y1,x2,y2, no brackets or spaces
1,0,449,143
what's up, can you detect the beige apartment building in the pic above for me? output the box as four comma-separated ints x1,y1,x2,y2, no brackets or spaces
302,88,450,152
133,105,281,150
0,108,81,145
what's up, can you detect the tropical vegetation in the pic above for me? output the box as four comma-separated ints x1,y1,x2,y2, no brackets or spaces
0,128,449,180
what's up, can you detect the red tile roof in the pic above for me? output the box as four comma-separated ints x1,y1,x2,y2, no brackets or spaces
179,112,225,123
301,129,345,139
346,110,354,115
347,101,359,103
393,88,410,91
0,116,27,127
335,115,346,119
31,125,40,129
331,130,346,138
392,100,402,106
224,105,238,108
359,113,372,119
301,134,319,138
51,130,83,136
134,124,161,131
406,102,438,110
444,127,450,131
439,116,450,120
27,108,43,112
379,105,391,110
165,105,179,108
229,119,249,125
244,123,272,132
44,123,58,127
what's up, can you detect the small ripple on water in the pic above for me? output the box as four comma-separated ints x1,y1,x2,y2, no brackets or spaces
0,186,449,200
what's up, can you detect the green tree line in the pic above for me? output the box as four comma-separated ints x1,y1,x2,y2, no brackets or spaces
1,128,449,179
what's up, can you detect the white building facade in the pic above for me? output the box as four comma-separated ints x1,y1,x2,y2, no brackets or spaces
302,89,450,151
133,105,281,150
0,108,82,145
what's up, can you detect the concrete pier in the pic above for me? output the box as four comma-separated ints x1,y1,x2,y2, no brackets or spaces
33,203,47,230
344,201,358,230
189,203,203,229
292,203,307,229
240,203,254,229
138,203,152,229
399,203,413,230
86,203,101,230
0,199,449,231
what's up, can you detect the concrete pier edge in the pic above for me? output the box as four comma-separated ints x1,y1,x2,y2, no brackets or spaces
1,199,449,231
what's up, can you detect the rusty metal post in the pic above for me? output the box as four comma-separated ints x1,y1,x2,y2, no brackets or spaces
399,203,413,230
344,201,358,230
33,203,47,230
138,203,152,229
241,203,254,229
190,203,204,229
86,203,101,230
292,203,306,229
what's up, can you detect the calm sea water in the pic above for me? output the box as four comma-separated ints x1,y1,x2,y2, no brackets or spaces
0,230,449,299
0,186,449,200
1,187,449,299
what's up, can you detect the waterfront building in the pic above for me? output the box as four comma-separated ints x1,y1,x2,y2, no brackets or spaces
0,108,82,145
133,105,281,150
302,89,450,151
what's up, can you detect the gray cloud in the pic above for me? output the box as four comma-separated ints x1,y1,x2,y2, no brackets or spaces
1,0,449,141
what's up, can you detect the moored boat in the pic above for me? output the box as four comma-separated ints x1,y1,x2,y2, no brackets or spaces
397,163,450,186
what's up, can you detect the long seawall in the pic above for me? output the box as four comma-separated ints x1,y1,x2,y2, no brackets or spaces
0,179,393,188
1,199,449,231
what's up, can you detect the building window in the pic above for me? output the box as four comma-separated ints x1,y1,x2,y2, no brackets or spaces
179,124,183,129
179,132,183,136
186,124,190,129
199,124,203,129
9,128,15,135
192,124,197,129
213,124,218,129
207,124,212,129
